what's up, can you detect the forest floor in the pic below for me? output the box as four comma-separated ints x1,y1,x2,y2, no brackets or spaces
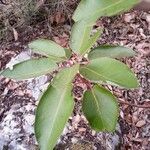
0,1,150,150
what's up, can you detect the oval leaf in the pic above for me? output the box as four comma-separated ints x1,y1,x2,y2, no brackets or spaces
35,65,79,150
80,30,102,55
73,0,139,22
82,85,119,131
80,57,139,88
35,85,74,150
1,58,57,80
70,21,102,55
29,39,66,60
70,20,93,55
88,45,135,60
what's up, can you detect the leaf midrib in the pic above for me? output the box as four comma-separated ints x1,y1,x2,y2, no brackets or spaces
32,50,66,61
91,88,104,128
47,68,74,148
81,31,100,56
10,67,55,79
47,86,68,148
81,66,124,87
78,25,91,53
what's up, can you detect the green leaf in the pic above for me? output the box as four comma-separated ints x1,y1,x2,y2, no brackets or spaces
88,45,135,60
52,64,79,88
80,57,139,88
65,48,72,58
83,85,119,131
80,29,102,55
35,85,74,150
1,58,57,80
70,21,102,55
70,20,94,55
73,0,139,22
29,39,66,60
35,65,79,150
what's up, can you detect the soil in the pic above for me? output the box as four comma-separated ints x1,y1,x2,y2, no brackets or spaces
0,5,150,150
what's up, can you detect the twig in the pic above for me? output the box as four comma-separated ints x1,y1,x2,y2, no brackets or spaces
119,100,150,108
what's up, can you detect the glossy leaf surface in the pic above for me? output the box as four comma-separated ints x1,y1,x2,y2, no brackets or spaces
29,39,66,60
80,30,102,55
35,65,79,150
73,0,139,22
88,45,135,59
80,57,139,88
70,20,93,55
1,58,57,80
83,85,119,131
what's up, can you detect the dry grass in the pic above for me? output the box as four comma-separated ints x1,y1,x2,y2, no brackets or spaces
0,0,38,40
45,0,79,12
0,0,39,27
0,0,79,42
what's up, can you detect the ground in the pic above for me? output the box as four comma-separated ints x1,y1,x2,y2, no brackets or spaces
0,2,150,150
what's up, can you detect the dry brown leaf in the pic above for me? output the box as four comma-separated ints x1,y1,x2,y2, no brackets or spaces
136,120,146,127
132,115,138,124
53,36,69,47
79,128,86,132
55,12,65,24
124,13,135,22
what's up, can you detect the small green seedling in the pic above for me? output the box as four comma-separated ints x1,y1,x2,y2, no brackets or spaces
1,0,139,149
